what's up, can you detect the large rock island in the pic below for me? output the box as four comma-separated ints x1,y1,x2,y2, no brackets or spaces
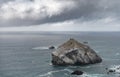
51,39,102,65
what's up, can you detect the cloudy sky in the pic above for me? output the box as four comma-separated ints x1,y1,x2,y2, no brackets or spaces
0,0,120,31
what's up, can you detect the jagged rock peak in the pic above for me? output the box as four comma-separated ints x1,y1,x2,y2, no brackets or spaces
58,38,86,50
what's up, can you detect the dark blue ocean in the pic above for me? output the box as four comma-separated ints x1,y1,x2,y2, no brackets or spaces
0,31,120,77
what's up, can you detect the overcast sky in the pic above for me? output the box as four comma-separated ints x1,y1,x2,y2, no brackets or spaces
0,0,120,31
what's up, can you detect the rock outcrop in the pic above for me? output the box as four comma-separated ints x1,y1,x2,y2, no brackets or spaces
71,70,84,75
51,38,102,65
49,46,55,49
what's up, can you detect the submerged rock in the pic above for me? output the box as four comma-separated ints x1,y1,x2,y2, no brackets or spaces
71,70,83,75
51,38,102,65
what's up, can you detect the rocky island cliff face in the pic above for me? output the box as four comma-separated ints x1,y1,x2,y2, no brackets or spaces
51,39,102,65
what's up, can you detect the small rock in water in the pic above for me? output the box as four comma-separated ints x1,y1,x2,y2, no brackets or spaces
105,68,108,70
49,46,55,49
71,70,83,75
109,69,115,73
83,41,88,44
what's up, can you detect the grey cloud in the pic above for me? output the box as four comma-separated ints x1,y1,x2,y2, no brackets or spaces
0,0,13,4
0,0,120,27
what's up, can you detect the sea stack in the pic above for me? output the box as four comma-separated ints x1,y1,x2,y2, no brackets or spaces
51,38,102,65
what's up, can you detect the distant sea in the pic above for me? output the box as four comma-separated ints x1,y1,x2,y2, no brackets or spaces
0,31,120,77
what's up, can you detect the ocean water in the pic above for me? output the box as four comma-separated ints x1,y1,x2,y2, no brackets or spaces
0,31,120,77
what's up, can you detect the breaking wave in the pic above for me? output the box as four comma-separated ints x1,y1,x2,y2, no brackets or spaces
38,69,72,77
38,72,105,77
81,74,105,77
38,69,106,77
32,47,48,50
109,65,120,73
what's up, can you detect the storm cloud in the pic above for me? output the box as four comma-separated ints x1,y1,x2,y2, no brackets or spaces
0,0,120,31
0,0,77,26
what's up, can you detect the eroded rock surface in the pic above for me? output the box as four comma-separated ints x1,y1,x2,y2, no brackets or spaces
51,39,102,65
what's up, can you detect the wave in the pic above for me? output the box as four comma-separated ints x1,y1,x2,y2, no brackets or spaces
109,65,120,73
103,58,120,61
70,73,106,77
32,47,48,50
67,65,91,69
38,69,106,77
38,69,72,77
39,72,105,77
32,46,57,50
116,53,120,56
81,74,106,77
49,63,53,66
94,50,100,53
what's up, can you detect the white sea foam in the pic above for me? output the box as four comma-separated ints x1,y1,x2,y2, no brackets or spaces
32,46,57,50
109,65,120,73
49,63,52,66
71,73,105,77
116,53,120,56
39,69,72,77
38,69,105,77
32,47,48,50
96,50,100,53
81,74,105,77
